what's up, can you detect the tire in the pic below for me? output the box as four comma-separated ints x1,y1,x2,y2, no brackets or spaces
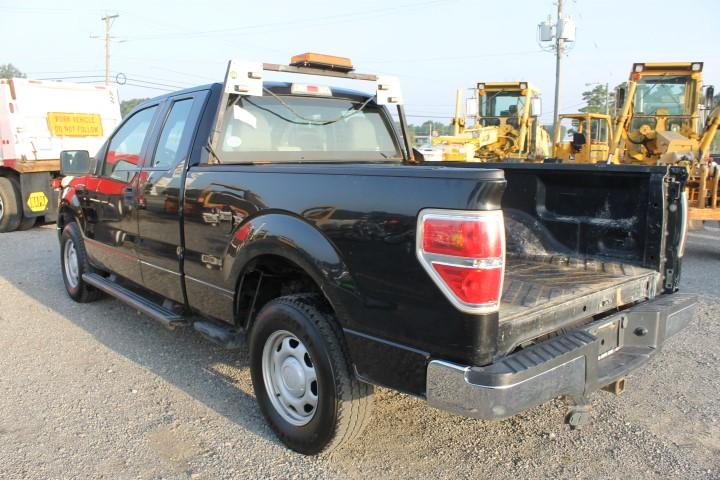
60,222,101,303
0,177,21,233
249,294,374,455
17,215,37,231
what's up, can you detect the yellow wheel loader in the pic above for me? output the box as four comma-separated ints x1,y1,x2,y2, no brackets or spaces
609,62,720,220
432,82,552,162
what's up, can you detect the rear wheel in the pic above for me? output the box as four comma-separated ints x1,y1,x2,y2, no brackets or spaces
0,177,21,233
60,222,101,303
17,215,37,231
250,294,374,455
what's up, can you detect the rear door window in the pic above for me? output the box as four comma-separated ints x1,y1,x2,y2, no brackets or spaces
151,98,195,169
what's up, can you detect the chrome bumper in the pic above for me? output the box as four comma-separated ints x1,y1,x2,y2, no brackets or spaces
426,293,697,420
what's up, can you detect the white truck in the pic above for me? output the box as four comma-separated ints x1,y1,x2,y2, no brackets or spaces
0,78,121,232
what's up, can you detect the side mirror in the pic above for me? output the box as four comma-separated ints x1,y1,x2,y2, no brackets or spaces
412,147,425,162
616,87,626,111
465,98,478,118
531,97,542,116
60,150,92,176
706,85,715,109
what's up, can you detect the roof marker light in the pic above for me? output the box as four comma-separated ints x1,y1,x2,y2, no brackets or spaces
290,53,354,72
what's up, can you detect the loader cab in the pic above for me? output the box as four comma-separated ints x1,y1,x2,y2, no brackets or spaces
553,113,612,163
476,82,540,131
473,82,549,160
627,62,703,139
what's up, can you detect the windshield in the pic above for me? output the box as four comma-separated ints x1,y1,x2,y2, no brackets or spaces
633,75,691,116
479,92,525,117
216,95,401,163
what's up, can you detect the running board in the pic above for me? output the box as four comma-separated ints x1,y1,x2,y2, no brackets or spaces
82,273,187,330
193,320,244,349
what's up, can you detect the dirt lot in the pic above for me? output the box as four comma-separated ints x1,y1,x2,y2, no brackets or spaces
0,224,718,479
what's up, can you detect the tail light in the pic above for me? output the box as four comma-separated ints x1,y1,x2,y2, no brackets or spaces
416,209,505,314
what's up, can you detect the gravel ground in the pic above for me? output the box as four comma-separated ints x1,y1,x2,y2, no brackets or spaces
0,224,718,479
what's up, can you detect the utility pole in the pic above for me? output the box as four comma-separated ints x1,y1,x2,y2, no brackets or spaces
605,82,610,115
552,0,564,137
99,14,119,85
538,3,575,136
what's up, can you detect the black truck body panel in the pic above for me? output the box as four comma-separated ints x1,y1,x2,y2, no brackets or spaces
58,81,691,399
181,164,507,384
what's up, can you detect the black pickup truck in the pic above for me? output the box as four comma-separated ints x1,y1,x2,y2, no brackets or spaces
57,55,696,455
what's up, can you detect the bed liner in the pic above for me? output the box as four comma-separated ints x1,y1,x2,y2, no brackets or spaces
497,253,659,354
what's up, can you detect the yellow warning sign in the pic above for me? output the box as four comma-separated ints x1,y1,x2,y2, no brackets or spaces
27,192,48,212
47,112,104,137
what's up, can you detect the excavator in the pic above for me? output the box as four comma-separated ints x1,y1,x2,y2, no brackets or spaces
607,62,720,221
432,82,552,162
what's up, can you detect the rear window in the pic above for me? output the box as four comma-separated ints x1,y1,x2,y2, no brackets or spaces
216,95,401,163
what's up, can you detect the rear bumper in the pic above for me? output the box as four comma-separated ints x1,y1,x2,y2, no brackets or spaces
426,293,696,420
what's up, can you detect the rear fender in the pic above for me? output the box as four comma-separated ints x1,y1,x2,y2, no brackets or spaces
223,212,360,326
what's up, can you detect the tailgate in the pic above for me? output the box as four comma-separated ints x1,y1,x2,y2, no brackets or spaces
438,162,689,356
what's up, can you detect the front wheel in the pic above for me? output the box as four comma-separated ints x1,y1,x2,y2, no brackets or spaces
249,294,374,455
60,222,101,303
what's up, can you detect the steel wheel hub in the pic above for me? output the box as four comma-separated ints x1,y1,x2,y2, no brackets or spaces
64,239,80,289
262,330,318,426
280,357,306,396
0,195,4,222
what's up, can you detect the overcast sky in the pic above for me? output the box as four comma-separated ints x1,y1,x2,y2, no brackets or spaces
2,0,718,124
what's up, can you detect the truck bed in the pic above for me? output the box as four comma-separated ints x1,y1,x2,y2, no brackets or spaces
501,253,658,324
496,251,659,353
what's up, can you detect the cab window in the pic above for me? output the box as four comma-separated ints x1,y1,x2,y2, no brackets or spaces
151,98,195,169
590,118,609,143
216,95,400,163
103,106,157,181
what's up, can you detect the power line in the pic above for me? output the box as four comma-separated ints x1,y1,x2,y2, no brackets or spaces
26,69,105,75
120,0,448,42
123,82,175,92
0,6,110,14
361,50,544,64
34,74,187,91
59,79,177,93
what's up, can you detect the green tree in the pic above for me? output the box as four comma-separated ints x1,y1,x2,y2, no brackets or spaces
407,121,453,144
579,84,613,114
120,98,148,118
0,63,26,79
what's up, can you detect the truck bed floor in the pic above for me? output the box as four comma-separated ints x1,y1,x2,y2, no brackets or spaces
500,254,658,324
